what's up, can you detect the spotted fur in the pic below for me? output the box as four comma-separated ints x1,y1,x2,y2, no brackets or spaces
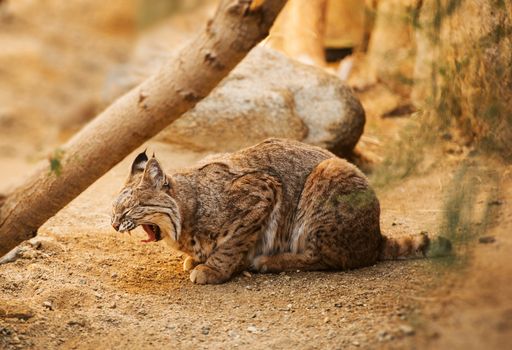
111,138,449,284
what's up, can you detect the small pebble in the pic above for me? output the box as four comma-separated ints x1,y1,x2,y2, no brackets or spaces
21,250,38,260
67,320,84,327
11,335,20,344
42,301,53,310
377,330,388,341
247,326,258,333
479,236,496,244
399,325,415,336
201,326,210,335
228,330,239,338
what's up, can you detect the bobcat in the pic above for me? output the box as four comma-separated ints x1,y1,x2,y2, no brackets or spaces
111,138,450,284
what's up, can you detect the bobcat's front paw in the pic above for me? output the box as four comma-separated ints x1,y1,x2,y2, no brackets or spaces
183,256,199,272
189,264,226,285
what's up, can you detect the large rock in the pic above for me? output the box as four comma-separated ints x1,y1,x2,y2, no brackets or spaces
157,46,365,153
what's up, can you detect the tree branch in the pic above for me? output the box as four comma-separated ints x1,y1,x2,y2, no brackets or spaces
0,0,287,257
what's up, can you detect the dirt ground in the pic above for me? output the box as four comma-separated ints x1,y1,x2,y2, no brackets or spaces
1,122,511,350
1,1,512,349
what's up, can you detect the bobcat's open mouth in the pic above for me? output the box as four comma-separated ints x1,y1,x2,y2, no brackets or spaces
141,224,162,243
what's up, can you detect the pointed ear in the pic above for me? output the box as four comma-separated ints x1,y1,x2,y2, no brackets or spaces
142,158,165,188
131,150,148,176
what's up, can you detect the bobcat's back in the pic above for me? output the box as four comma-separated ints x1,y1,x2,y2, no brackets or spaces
192,138,336,255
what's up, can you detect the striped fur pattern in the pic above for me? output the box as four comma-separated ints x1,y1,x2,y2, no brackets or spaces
380,233,430,260
111,138,446,284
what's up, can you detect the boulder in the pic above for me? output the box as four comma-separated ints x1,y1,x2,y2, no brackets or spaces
157,46,365,153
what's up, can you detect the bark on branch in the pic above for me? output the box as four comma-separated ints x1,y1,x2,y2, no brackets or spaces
0,0,287,257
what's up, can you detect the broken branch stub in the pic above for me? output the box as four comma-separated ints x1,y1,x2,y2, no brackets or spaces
0,0,288,257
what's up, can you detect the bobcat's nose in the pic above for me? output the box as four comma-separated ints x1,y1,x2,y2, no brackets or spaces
111,215,121,231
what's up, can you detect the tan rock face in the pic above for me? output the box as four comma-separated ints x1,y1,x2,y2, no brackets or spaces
267,0,328,67
324,0,366,49
413,0,512,160
157,47,366,153
366,0,419,96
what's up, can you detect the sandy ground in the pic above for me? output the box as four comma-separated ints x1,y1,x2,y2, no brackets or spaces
1,1,511,349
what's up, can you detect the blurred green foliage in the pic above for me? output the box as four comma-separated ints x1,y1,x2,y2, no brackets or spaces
370,0,509,270
49,148,65,177
427,0,512,161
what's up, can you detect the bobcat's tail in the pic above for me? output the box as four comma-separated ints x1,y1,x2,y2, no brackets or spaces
379,232,452,260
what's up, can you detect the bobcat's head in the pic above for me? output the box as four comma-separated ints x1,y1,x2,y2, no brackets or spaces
111,151,181,243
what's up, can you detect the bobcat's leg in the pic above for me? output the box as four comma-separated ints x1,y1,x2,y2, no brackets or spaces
252,252,328,273
288,157,381,270
183,256,199,272
189,232,260,284
190,173,280,284
255,158,381,274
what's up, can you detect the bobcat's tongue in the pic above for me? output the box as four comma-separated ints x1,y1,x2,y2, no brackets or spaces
141,224,156,243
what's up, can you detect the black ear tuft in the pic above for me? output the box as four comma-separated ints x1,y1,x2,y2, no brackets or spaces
131,149,148,175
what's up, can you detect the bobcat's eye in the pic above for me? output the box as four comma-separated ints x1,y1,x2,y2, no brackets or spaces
119,208,132,219
162,181,171,190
